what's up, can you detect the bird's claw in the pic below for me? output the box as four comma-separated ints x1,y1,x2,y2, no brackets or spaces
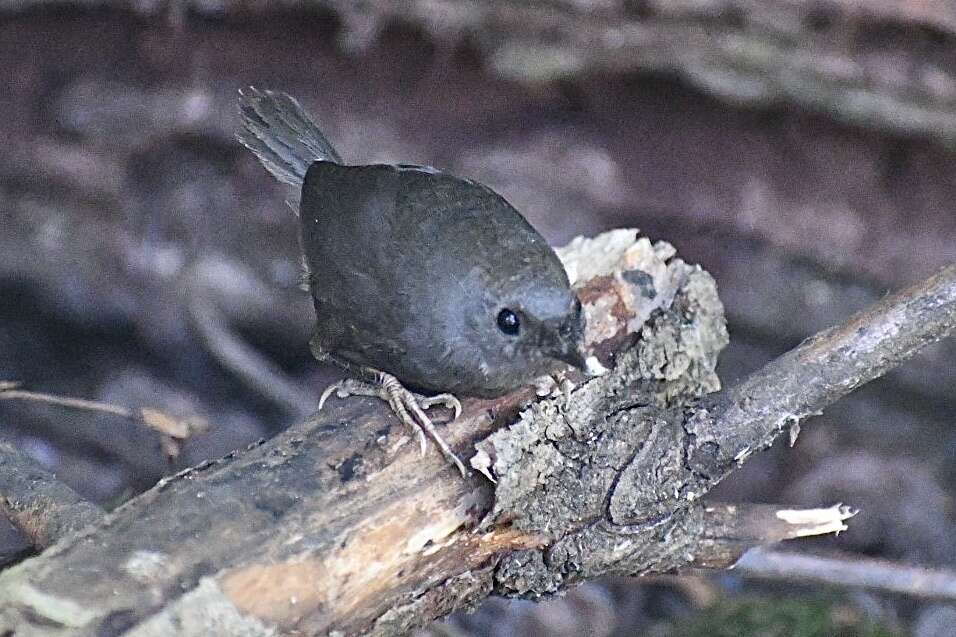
317,375,468,477
317,379,347,411
418,393,463,420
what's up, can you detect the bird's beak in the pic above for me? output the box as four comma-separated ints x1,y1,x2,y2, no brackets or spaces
554,339,589,372
551,302,588,371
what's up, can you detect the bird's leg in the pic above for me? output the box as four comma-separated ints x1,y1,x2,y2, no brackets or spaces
376,373,467,476
318,377,427,451
315,360,461,421
314,350,467,476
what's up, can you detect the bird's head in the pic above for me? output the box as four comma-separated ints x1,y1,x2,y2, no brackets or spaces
456,258,588,396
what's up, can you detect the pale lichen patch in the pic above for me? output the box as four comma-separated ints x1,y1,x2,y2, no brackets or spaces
123,550,172,584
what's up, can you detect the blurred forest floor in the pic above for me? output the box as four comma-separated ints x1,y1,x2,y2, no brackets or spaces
0,2,955,635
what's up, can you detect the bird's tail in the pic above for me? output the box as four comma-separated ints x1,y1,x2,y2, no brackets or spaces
236,87,343,187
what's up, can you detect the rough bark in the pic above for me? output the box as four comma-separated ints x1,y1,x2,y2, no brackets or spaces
0,230,952,636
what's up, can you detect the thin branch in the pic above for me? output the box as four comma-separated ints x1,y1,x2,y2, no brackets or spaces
0,381,208,469
0,382,132,420
0,381,207,443
0,442,102,549
686,264,956,487
687,503,857,569
184,260,317,419
736,547,956,601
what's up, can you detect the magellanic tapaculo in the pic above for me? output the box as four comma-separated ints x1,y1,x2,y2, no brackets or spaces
237,88,587,475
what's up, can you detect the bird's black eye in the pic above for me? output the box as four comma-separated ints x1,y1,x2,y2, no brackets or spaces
497,308,520,335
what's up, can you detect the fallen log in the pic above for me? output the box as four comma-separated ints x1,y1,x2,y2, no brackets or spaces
0,230,952,636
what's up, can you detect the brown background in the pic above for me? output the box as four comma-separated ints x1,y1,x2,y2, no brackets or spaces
1,2,954,634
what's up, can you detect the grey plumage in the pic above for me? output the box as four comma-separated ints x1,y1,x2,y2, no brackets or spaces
237,88,586,399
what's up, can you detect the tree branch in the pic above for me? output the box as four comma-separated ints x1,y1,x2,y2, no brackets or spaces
0,382,209,463
0,440,102,550
0,230,951,636
688,503,858,570
683,262,956,493
183,258,317,420
736,547,956,601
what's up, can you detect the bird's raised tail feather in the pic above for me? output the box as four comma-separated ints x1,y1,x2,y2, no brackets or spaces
236,87,342,187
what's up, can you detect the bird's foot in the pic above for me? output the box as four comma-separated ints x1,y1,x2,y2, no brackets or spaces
318,375,467,476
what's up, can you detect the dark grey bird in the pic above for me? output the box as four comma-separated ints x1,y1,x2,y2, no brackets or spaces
237,88,587,475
